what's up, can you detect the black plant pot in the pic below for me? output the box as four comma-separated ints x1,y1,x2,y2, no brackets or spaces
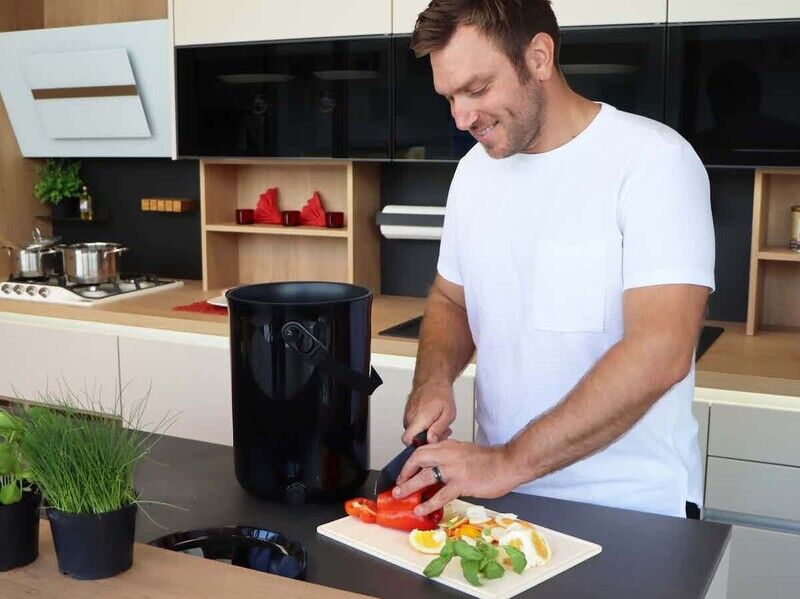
47,502,137,580
51,197,79,219
0,487,41,571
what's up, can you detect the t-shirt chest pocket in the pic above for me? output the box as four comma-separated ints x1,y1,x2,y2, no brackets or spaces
527,239,607,333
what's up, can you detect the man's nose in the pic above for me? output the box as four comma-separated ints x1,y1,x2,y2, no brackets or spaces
451,99,478,131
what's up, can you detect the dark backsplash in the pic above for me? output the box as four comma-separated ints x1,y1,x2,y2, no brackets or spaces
52,158,752,322
52,158,201,280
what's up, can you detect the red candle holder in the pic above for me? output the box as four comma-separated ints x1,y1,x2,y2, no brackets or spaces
282,210,301,226
326,211,345,229
235,208,255,225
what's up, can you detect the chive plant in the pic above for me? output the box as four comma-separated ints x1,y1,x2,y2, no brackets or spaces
18,385,172,515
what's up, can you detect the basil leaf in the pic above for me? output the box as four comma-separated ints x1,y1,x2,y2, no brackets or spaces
423,555,451,579
453,539,482,561
0,481,21,505
503,544,528,574
483,560,505,580
461,559,482,586
440,538,456,560
477,540,499,560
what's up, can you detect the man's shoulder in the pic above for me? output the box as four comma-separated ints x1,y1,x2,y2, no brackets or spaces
606,106,695,158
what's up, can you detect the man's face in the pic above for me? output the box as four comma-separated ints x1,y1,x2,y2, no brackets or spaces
430,24,545,159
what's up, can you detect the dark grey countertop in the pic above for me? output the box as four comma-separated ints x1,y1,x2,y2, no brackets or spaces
134,435,730,599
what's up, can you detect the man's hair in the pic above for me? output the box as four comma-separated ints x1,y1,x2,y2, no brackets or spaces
410,0,561,81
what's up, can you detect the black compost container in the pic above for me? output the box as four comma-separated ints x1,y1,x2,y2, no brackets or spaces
0,487,41,571
226,282,382,504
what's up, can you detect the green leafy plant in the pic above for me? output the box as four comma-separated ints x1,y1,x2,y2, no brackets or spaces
16,384,172,515
33,159,83,206
423,538,527,587
0,410,34,505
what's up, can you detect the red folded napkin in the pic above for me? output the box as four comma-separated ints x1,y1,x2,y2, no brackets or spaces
300,191,326,226
255,187,281,224
173,301,227,316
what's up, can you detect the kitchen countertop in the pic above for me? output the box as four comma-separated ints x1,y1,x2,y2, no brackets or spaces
0,280,798,397
135,434,731,599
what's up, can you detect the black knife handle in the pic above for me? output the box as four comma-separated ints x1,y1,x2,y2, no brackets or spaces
411,431,427,448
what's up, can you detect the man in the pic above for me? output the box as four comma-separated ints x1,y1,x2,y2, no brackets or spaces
392,0,715,519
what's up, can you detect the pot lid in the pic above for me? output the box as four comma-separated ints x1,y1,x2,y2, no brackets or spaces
23,226,60,250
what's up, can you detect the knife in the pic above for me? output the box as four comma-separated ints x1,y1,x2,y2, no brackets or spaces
374,431,427,496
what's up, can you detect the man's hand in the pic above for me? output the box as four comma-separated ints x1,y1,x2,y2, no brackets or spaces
392,440,519,516
402,379,456,445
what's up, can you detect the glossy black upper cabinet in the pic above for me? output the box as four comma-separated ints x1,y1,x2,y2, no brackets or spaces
667,21,800,168
393,27,665,161
393,36,475,161
176,37,391,159
559,25,665,123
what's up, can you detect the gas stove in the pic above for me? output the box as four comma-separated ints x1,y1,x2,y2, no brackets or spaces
0,273,184,306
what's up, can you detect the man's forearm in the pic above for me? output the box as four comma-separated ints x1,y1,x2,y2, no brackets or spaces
413,285,475,389
505,334,692,487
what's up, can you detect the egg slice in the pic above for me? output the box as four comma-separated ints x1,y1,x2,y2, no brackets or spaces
500,528,552,567
494,513,518,528
466,505,491,525
408,528,447,554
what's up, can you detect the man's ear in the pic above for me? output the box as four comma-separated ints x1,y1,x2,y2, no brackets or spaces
526,32,557,81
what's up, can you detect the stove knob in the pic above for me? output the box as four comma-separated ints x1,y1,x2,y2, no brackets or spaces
0,284,10,294
12,284,23,295
38,287,50,298
25,286,36,296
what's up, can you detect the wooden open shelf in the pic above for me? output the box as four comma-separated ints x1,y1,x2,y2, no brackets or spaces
746,169,800,335
200,159,381,292
205,223,349,238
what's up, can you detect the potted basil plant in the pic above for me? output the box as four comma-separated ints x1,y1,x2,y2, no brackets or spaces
33,158,84,218
18,391,171,580
0,409,41,572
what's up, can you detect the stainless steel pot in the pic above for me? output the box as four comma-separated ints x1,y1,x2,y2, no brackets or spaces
62,242,128,284
1,228,63,278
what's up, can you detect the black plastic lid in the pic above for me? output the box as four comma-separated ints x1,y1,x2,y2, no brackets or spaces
226,281,372,306
149,526,307,579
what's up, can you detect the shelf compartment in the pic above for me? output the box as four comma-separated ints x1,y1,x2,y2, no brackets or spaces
746,169,800,335
200,159,381,292
205,223,349,238
757,247,800,262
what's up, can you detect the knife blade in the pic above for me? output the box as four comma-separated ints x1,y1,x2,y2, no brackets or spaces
374,431,427,497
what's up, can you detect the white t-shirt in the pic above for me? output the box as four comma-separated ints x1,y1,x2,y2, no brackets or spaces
437,103,715,518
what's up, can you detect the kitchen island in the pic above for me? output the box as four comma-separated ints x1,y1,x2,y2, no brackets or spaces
135,434,731,599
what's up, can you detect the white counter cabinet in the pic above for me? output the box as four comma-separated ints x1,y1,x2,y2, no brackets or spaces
697,387,800,599
369,353,475,469
118,332,232,445
0,315,120,411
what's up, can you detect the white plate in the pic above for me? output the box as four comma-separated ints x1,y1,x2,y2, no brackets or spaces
206,289,230,308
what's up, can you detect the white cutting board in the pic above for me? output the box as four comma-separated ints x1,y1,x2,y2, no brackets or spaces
317,499,602,599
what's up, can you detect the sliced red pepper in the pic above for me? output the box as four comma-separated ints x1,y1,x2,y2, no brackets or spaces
376,507,443,531
344,498,377,524
377,489,422,513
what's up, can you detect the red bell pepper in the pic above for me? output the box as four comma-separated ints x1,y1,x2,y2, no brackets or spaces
344,485,443,532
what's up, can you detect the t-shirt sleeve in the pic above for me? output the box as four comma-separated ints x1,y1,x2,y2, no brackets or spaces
436,173,463,286
620,141,715,292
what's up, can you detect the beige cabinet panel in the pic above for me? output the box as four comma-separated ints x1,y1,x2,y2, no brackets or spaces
553,0,666,26
392,0,429,34
668,0,800,23
0,318,119,410
173,0,391,46
706,457,800,522
393,1,667,34
709,403,800,468
369,353,475,469
118,335,232,445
